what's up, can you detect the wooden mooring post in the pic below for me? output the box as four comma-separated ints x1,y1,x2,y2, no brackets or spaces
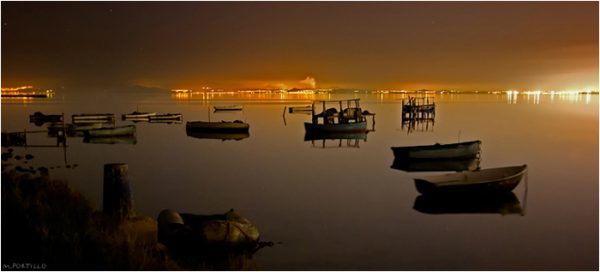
103,163,133,219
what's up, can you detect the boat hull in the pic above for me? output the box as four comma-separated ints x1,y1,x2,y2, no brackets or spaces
186,130,250,141
214,105,243,111
414,165,527,195
289,106,312,113
186,121,250,132
392,140,481,159
149,114,182,121
304,121,368,133
122,112,157,120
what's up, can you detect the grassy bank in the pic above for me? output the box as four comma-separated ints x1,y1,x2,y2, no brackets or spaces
1,145,264,270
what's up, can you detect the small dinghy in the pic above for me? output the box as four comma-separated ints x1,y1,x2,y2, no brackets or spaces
414,165,527,195
392,140,481,160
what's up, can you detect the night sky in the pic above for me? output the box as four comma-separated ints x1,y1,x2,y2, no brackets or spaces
1,1,598,91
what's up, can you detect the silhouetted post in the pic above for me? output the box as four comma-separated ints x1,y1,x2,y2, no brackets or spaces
103,163,133,219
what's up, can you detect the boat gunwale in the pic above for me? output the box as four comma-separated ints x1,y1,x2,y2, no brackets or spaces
391,140,481,151
419,165,528,187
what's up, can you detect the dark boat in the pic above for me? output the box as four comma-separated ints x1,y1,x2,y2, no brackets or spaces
149,113,183,121
413,192,523,215
391,157,480,172
1,132,26,147
213,105,243,111
303,131,368,141
186,120,249,132
29,112,63,126
391,140,481,160
186,130,249,141
414,165,528,195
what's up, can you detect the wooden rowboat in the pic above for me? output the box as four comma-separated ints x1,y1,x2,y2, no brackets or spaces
122,111,157,120
288,105,312,113
391,140,481,160
213,105,243,111
414,165,528,195
148,113,182,121
186,130,249,141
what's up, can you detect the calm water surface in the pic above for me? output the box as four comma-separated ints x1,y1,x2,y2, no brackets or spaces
2,91,598,270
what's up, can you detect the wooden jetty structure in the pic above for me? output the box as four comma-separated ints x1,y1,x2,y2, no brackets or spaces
401,96,435,119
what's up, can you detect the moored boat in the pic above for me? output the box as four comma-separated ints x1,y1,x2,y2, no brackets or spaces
29,112,63,126
391,140,481,160
304,99,371,133
288,105,312,113
186,130,250,141
213,105,243,111
148,113,183,121
122,111,157,120
186,120,249,132
414,164,528,195
72,113,115,124
85,125,136,138
48,122,104,137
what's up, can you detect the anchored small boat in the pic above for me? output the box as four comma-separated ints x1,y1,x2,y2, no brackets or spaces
186,120,249,132
288,105,312,113
72,113,115,124
48,122,104,137
414,164,528,195
186,130,250,141
391,140,481,160
149,113,183,121
85,125,136,138
304,99,373,133
122,111,157,120
213,105,243,111
29,112,63,126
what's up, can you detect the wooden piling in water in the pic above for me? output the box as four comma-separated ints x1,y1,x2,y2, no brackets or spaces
103,163,133,219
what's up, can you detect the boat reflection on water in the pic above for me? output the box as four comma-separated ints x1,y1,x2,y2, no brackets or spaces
413,192,523,215
304,132,368,149
401,116,435,134
186,130,250,141
391,157,480,172
83,135,137,145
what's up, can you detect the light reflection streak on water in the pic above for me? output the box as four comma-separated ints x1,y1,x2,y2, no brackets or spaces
503,90,597,105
